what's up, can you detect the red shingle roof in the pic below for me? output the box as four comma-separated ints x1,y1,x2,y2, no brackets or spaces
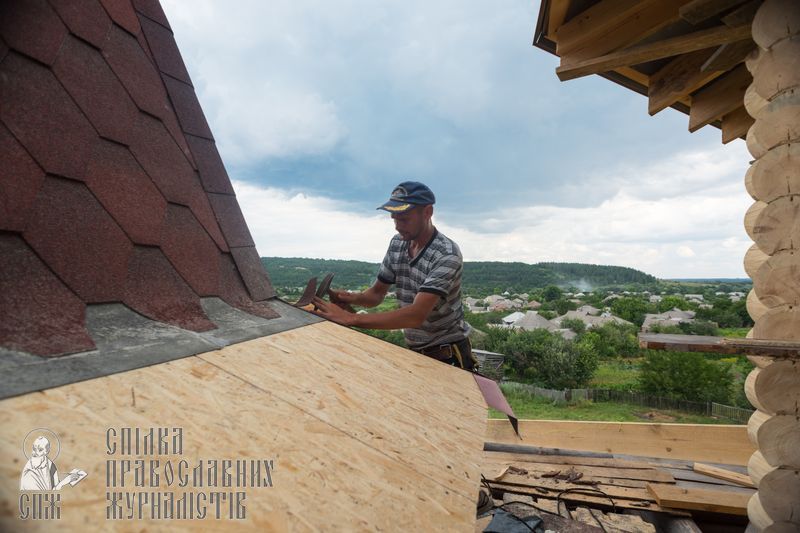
0,0,277,357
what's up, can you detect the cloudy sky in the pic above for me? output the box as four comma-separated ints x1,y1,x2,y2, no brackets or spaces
161,0,753,278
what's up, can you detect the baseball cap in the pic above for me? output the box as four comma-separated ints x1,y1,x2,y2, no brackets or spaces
377,181,436,213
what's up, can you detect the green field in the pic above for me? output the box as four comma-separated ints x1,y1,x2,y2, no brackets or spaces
588,360,641,389
488,389,729,424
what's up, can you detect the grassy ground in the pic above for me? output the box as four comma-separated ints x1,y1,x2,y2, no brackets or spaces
588,359,641,389
488,390,730,424
718,327,750,338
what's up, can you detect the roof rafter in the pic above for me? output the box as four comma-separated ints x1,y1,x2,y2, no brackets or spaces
679,0,751,25
556,23,752,81
648,48,723,115
559,0,690,64
688,63,752,132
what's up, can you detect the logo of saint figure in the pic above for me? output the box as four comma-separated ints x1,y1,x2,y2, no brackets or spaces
20,429,87,491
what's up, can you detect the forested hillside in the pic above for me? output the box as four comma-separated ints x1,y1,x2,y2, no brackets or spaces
262,257,658,293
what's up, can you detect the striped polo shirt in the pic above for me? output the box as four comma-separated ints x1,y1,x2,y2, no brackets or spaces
377,229,470,349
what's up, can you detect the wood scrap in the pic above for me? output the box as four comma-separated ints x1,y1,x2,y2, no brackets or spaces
492,474,662,502
646,483,751,515
481,459,675,483
693,462,756,488
491,481,673,512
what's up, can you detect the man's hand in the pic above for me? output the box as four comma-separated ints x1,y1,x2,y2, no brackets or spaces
312,297,356,326
328,289,358,306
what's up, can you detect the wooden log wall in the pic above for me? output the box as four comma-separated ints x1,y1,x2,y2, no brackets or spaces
742,1,800,530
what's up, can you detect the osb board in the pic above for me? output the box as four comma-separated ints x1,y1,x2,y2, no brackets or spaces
0,321,487,531
486,419,755,466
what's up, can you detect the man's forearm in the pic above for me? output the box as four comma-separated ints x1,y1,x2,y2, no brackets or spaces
350,306,426,329
351,287,386,308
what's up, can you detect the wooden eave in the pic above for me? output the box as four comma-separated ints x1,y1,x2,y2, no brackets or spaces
533,0,762,143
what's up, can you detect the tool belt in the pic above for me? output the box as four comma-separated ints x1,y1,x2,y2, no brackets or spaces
415,338,477,370
416,343,459,361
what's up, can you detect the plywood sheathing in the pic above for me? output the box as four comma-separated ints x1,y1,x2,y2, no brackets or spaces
0,321,488,531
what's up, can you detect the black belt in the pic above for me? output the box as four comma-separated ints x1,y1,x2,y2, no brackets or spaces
415,343,457,361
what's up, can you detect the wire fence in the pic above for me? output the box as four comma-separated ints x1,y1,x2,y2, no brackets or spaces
502,382,754,423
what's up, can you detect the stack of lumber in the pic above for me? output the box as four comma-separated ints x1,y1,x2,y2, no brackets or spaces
479,449,756,526
742,1,800,530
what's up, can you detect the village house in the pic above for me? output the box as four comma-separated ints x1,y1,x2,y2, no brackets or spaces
641,308,697,332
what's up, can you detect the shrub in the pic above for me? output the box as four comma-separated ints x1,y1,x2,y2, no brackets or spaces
585,322,640,358
560,318,586,334
488,329,598,389
639,351,734,403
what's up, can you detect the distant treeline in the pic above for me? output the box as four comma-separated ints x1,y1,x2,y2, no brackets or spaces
261,257,658,293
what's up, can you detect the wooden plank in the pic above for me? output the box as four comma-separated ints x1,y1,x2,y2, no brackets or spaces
481,459,675,484
0,322,486,531
646,483,751,515
484,450,666,470
722,105,754,142
701,40,756,72
546,0,572,40
486,419,755,465
639,333,800,357
491,472,664,500
679,0,749,25
721,0,763,27
492,481,675,512
648,48,723,115
556,23,752,81
693,462,756,487
689,63,752,131
560,0,689,64
556,0,652,55
616,66,651,88
639,333,736,353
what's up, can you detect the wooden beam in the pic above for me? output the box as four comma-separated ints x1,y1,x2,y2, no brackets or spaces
639,333,800,357
494,481,677,512
555,0,645,55
689,63,751,131
701,40,756,71
680,0,749,25
646,483,751,515
546,0,572,40
721,0,763,27
693,462,756,488
721,106,754,143
560,0,689,64
648,48,723,115
556,24,752,81
485,419,756,465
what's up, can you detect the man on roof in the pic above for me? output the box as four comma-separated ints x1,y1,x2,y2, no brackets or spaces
312,181,476,370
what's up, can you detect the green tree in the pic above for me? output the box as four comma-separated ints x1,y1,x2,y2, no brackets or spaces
487,329,598,389
560,318,586,334
542,285,563,302
585,322,640,358
639,351,734,403
610,297,650,327
657,295,690,312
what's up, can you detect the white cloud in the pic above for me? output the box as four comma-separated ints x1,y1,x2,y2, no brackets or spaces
202,81,345,163
234,175,752,279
